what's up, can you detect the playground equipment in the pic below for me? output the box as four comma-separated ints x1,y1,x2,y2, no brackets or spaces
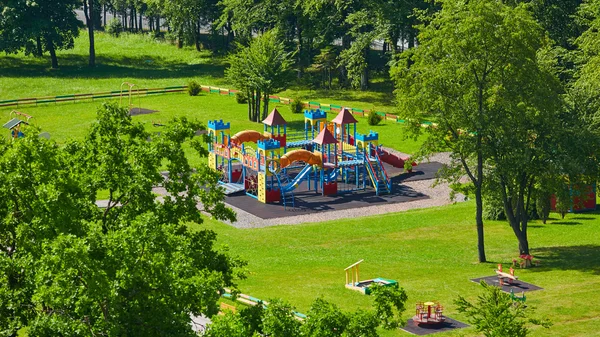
221,288,306,321
120,81,142,113
208,107,400,208
344,260,398,295
3,110,33,139
495,264,518,286
413,301,445,325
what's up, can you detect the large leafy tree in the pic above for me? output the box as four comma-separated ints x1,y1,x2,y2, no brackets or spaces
0,103,243,336
226,30,293,123
0,0,82,68
393,0,570,260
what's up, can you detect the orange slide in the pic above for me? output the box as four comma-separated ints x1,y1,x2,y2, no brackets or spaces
279,149,322,169
230,130,268,144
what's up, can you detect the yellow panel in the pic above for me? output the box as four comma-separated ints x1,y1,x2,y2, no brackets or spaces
258,173,266,203
208,153,217,171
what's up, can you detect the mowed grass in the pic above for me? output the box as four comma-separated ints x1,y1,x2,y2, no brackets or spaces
0,32,229,99
0,92,425,159
202,202,600,337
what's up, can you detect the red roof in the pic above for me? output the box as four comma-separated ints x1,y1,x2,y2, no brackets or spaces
331,108,358,125
313,128,338,145
262,108,287,126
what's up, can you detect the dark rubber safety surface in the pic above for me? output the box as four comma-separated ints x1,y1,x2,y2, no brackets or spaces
401,317,469,335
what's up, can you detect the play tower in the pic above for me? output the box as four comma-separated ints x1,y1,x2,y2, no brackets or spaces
207,108,395,208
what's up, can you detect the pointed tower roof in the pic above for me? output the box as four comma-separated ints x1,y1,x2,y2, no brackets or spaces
331,108,358,125
313,127,338,145
262,108,287,126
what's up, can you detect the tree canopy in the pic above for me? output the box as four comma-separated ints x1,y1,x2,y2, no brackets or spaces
0,102,244,336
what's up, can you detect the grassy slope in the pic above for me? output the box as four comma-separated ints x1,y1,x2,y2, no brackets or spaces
202,202,600,337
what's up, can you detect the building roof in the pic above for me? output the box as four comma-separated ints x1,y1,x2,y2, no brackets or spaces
262,108,287,126
331,108,358,125
313,127,338,145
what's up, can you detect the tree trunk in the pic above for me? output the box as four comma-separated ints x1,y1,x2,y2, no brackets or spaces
255,90,261,123
103,4,106,27
47,39,58,69
139,12,143,33
247,90,253,121
195,21,201,51
84,0,96,67
178,31,183,48
262,93,269,121
36,36,43,57
360,47,369,91
475,181,486,263
296,21,304,78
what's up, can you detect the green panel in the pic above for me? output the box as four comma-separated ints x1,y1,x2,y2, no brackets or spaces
210,89,220,93
397,119,405,123
36,99,56,104
0,99,17,104
93,95,114,99
56,95,74,99
165,86,185,89
269,99,280,103
376,112,385,116
330,104,342,109
308,101,320,106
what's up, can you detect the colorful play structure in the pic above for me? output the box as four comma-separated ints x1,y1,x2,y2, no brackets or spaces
413,301,445,326
208,108,407,208
344,259,398,295
3,110,33,139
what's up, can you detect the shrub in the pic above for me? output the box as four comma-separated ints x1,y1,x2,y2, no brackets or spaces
106,18,123,38
235,91,248,104
187,80,202,96
367,112,383,126
290,97,304,114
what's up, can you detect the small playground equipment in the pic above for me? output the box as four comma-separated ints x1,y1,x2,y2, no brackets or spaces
413,301,445,325
3,110,33,139
208,107,405,208
120,81,142,113
510,289,526,303
495,264,518,286
344,260,398,295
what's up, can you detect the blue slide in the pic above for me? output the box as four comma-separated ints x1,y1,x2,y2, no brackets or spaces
280,165,313,193
323,168,339,183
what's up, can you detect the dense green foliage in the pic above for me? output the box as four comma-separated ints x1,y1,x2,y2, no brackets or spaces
226,30,293,122
0,103,244,336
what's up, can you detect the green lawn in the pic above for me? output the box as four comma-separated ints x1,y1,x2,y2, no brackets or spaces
202,202,600,337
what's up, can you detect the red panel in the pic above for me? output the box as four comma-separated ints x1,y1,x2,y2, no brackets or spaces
266,189,281,203
323,182,337,196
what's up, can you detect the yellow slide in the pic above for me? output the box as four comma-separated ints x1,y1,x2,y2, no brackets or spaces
231,130,268,144
279,149,322,169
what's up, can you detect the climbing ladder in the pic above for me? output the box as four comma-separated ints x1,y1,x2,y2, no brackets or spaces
275,171,295,209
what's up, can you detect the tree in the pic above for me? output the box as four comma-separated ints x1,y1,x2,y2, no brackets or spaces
261,299,301,337
301,298,348,337
226,30,293,123
0,0,82,68
455,281,551,336
83,0,96,67
393,0,562,260
0,103,244,336
370,283,408,329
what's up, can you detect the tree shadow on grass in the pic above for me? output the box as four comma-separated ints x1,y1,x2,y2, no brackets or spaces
550,221,583,225
531,245,600,275
0,53,227,80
